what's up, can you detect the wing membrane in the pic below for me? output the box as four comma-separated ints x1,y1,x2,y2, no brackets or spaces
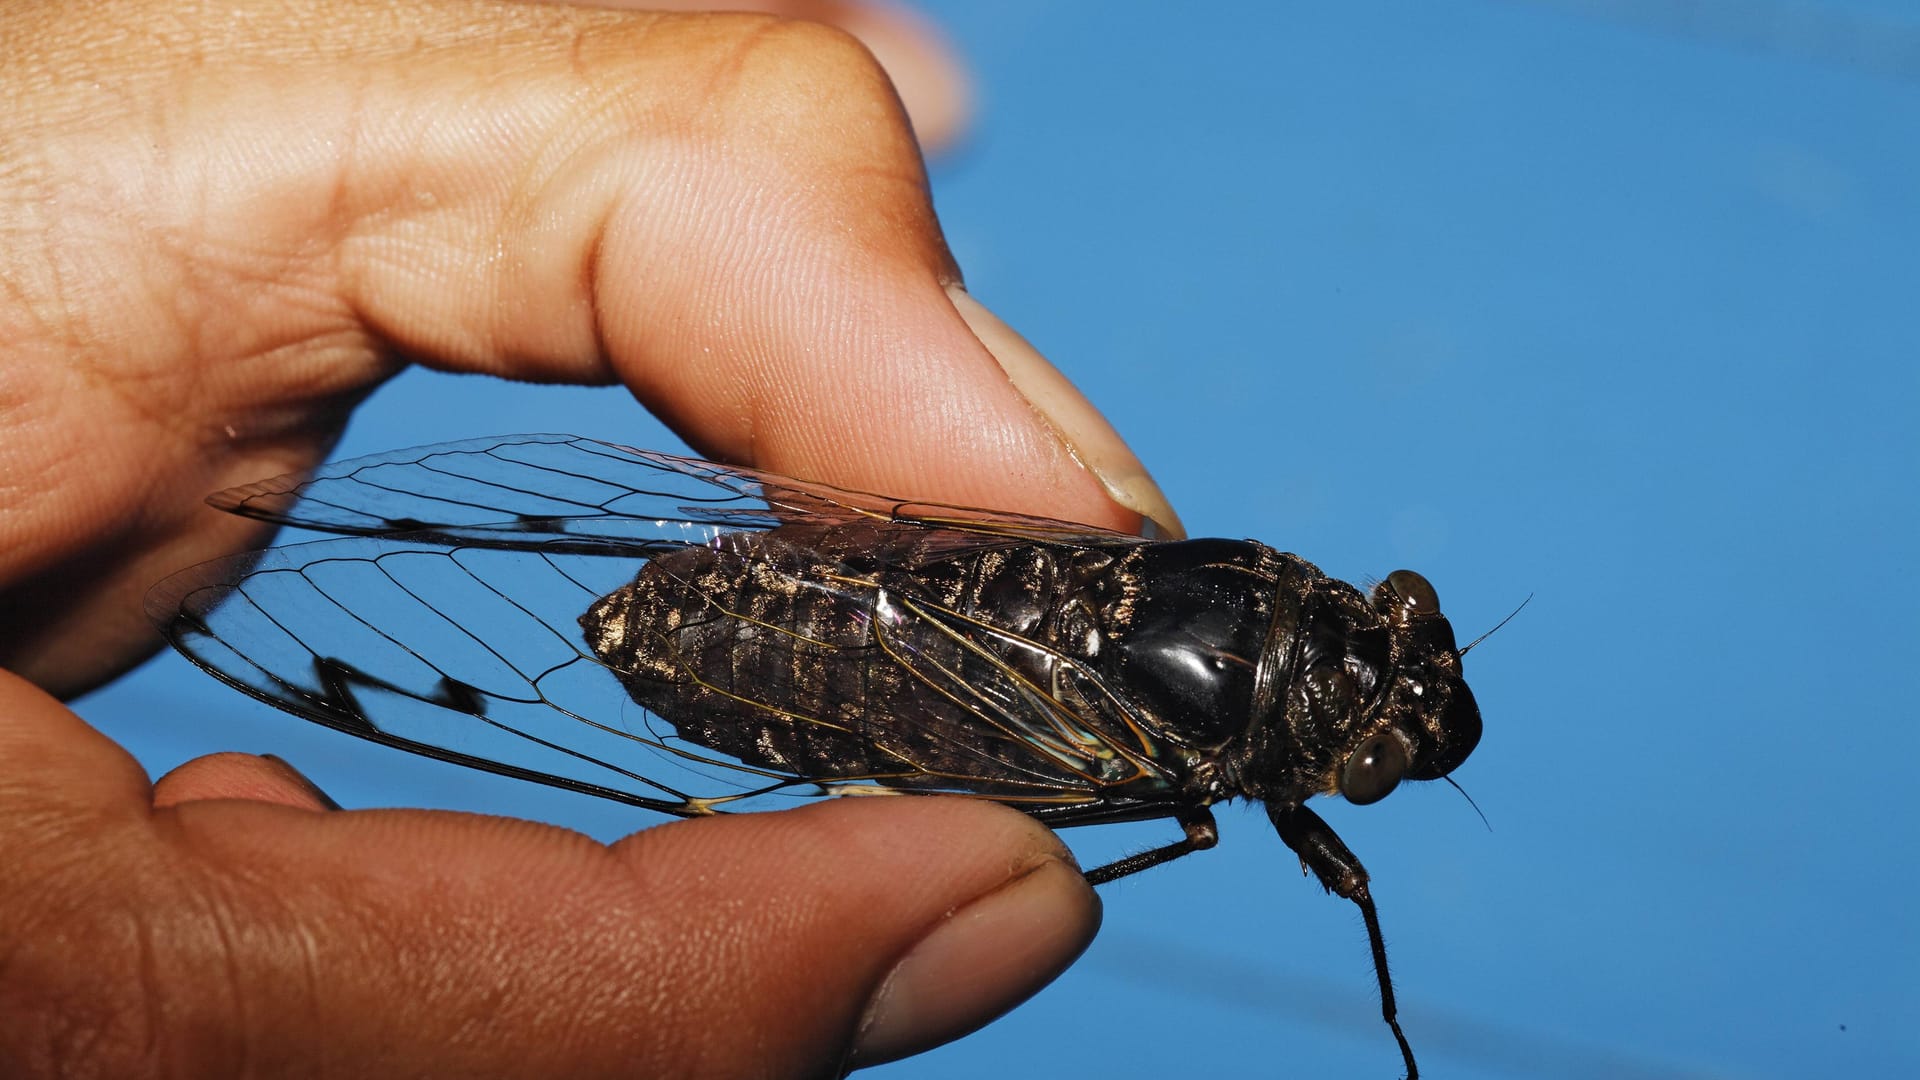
210,434,1136,553
150,437,1175,817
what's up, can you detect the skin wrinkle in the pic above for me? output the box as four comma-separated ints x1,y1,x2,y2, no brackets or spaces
694,16,784,134
178,824,348,1074
524,912,650,1071
289,822,667,1074
133,907,160,1066
594,844,722,1040
0,382,59,540
287,910,323,1072
334,54,518,365
415,897,506,1053
0,156,56,332
1,828,156,1073
26,74,311,457
577,170,619,378
194,264,371,406
608,832,826,1074
22,234,352,591
317,54,373,362
485,78,638,381
564,16,594,82
118,817,208,1073
699,20,911,213
135,230,210,433
3,155,79,372
206,880,254,1076
153,101,385,432
345,43,620,378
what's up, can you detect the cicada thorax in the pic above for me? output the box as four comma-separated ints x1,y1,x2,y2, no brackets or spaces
1095,539,1386,806
1099,539,1482,811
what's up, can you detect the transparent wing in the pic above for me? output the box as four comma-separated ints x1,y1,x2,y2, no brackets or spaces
148,437,1179,818
150,535,714,812
207,433,1135,554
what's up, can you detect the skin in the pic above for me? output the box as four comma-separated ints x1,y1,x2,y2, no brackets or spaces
0,1,1183,1075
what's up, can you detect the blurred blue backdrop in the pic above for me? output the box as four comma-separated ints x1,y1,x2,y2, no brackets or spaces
78,2,1918,1077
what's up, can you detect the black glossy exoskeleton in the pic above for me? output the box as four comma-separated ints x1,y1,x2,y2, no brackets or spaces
149,434,1484,1078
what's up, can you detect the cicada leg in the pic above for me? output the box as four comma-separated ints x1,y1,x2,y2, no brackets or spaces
1269,803,1419,1080
1081,807,1218,885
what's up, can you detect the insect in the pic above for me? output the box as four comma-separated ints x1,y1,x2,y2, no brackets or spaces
148,433,1483,1078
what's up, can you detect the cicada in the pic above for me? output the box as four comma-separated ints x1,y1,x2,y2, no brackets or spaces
148,434,1483,1078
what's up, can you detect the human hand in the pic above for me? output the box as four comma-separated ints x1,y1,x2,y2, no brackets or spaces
0,1,1179,1075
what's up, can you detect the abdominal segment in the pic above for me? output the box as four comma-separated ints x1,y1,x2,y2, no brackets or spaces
578,522,1132,797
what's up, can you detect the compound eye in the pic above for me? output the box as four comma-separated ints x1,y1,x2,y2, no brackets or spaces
1374,569,1440,623
1340,732,1409,805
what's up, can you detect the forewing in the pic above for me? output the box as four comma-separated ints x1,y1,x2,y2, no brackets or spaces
208,434,1137,557
149,532,730,812
148,508,1176,817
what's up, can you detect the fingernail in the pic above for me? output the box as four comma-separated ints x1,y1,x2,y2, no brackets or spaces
259,754,342,811
948,285,1185,540
851,857,1100,1066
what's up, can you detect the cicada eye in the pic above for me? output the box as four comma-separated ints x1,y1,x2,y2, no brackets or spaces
1373,569,1440,624
1340,732,1409,805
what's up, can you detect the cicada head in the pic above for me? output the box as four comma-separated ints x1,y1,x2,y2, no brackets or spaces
1235,562,1481,809
1337,570,1482,804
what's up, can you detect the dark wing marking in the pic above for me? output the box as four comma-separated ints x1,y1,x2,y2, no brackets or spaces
148,534,742,813
208,434,1138,556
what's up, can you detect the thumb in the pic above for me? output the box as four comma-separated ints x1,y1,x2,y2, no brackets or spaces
0,670,1098,1077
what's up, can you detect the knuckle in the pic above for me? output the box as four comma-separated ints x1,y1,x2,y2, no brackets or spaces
681,15,920,170
0,829,274,1078
0,867,168,1076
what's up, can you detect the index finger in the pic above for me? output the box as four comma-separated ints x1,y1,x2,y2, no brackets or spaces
348,14,1181,537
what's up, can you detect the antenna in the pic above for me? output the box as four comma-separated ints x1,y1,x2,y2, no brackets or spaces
1461,593,1532,655
1444,774,1492,832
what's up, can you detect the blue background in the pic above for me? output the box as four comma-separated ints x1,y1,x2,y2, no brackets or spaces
77,2,1918,1077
